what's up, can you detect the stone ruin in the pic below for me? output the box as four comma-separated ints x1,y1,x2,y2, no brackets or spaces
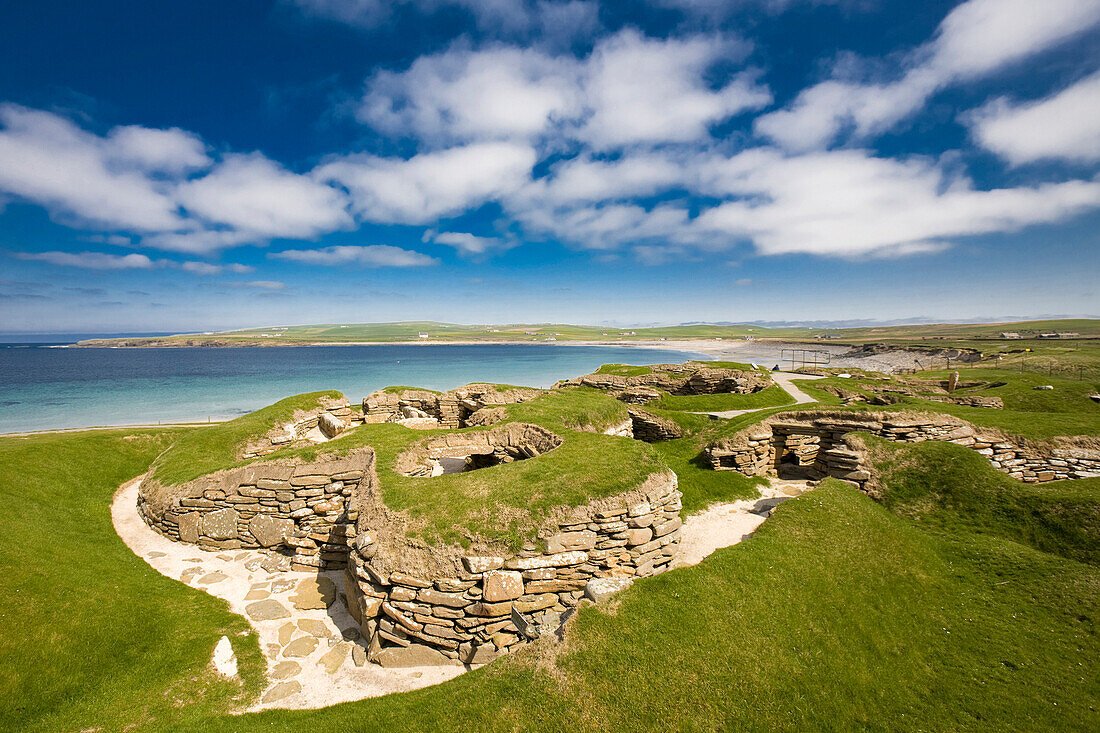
394,423,563,477
362,383,541,429
705,410,1100,491
344,465,682,667
241,396,360,459
138,448,369,571
556,363,772,402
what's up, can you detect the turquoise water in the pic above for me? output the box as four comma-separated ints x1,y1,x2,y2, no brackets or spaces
0,343,703,433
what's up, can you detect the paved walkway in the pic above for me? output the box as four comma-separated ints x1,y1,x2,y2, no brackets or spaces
696,371,824,419
111,476,463,711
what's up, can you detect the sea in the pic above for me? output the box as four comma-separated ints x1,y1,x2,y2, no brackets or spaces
0,340,704,434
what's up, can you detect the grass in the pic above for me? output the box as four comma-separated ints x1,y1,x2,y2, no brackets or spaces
653,384,795,412
593,363,655,376
150,391,342,485
0,430,266,733
4,428,1098,732
868,437,1100,565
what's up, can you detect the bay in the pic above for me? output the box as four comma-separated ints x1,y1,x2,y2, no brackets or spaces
0,343,702,433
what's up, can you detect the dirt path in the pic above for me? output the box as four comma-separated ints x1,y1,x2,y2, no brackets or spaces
111,476,464,711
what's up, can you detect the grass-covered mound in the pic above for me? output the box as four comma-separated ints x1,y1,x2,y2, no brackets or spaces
867,437,1100,565
149,391,343,485
286,387,666,548
4,428,1098,731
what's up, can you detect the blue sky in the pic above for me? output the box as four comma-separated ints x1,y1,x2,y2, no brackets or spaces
1,0,1098,332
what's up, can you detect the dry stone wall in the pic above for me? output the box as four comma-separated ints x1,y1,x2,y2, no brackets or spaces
628,409,683,442
343,470,683,667
138,448,373,570
706,410,1100,489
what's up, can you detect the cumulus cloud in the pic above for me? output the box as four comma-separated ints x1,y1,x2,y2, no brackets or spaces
180,261,255,275
271,244,439,267
693,147,1100,256
176,153,352,238
15,250,156,269
0,105,186,231
966,71,1100,166
577,30,768,149
360,46,583,143
426,231,513,257
106,125,210,173
290,0,600,46
755,0,1100,151
318,142,537,223
357,29,767,149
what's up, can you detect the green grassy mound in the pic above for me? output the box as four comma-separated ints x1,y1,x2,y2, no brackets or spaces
4,429,1097,732
289,387,665,548
150,391,342,485
0,430,266,733
868,437,1100,565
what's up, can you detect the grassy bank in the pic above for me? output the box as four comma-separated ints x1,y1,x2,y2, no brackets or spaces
0,429,266,733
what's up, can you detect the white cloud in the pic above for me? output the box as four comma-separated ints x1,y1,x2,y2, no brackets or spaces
966,72,1100,165
15,250,156,269
514,151,689,209
243,280,286,290
428,231,509,256
694,147,1100,256
271,244,439,267
928,0,1100,80
106,125,210,173
176,153,352,238
755,0,1100,151
360,46,582,143
0,105,185,231
578,30,769,149
291,0,599,46
180,261,255,275
318,142,537,223
357,29,768,149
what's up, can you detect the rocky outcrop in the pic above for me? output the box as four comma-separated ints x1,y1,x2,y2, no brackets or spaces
705,410,1100,489
344,470,682,666
138,449,372,570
